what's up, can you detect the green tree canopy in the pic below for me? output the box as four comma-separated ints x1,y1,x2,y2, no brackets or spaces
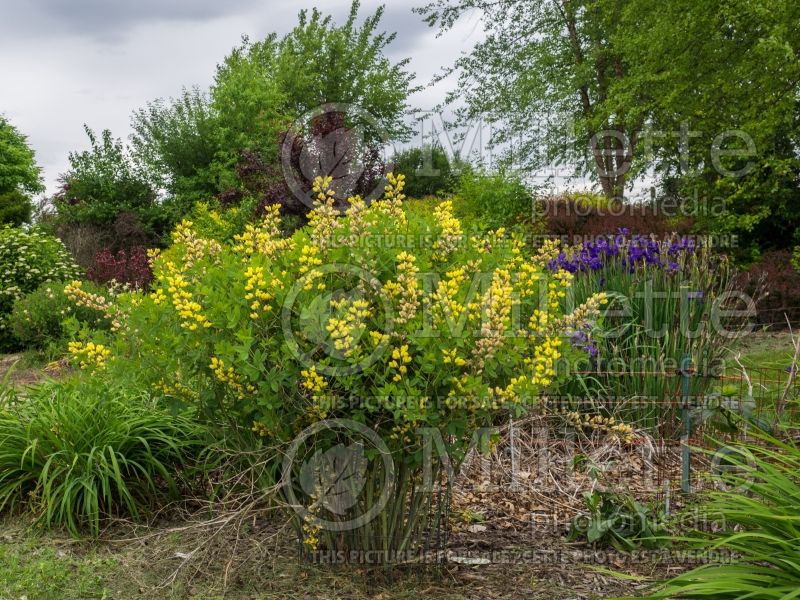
130,87,221,202
620,0,800,254
419,0,800,253
55,127,166,240
0,116,43,225
418,0,644,199
129,0,416,209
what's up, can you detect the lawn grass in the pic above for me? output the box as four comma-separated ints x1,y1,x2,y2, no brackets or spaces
0,527,120,600
0,516,474,600
726,330,796,371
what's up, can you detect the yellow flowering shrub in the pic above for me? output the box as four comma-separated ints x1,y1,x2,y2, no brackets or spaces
66,172,607,557
69,172,606,447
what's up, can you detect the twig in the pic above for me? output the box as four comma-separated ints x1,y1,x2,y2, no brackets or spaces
776,316,800,421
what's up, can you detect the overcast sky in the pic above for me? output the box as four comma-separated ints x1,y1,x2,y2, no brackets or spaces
0,0,491,194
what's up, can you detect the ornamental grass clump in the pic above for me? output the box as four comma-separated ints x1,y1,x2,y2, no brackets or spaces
62,174,605,561
634,432,800,600
0,380,204,537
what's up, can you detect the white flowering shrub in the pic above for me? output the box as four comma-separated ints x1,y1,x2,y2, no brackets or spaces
0,226,81,349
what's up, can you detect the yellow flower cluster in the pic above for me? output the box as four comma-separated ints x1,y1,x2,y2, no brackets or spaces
308,176,341,252
300,366,328,399
532,238,562,267
64,280,113,314
428,266,468,325
389,344,412,382
153,379,197,401
298,245,325,291
562,410,636,444
171,220,222,269
326,297,371,357
369,330,390,347
251,421,270,437
442,347,466,366
166,273,212,331
470,227,508,256
383,251,421,324
64,280,126,331
529,336,562,386
560,292,608,334
209,357,255,400
432,200,462,260
472,269,514,369
547,269,573,311
233,205,294,258
145,288,164,306
67,341,111,370
492,375,531,408
344,196,368,237
244,266,274,319
528,308,549,334
371,173,407,226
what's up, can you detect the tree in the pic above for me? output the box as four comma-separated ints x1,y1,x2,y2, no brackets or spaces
130,87,221,203
390,145,455,197
55,127,164,241
418,0,645,200
419,0,800,252
0,116,43,225
127,1,417,214
620,0,800,255
210,34,289,195
0,190,33,226
272,2,416,140
208,0,418,208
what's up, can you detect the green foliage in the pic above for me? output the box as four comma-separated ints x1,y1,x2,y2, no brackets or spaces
420,0,800,251
390,146,455,198
10,280,111,350
691,156,800,258
569,490,668,552
0,189,33,226
68,174,603,558
186,200,255,242
0,226,81,350
627,0,800,252
0,116,43,198
454,169,535,230
130,87,221,204
126,0,418,209
210,33,287,174
0,381,205,537
54,127,168,242
418,0,643,199
638,433,800,599
0,117,42,227
272,1,415,140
